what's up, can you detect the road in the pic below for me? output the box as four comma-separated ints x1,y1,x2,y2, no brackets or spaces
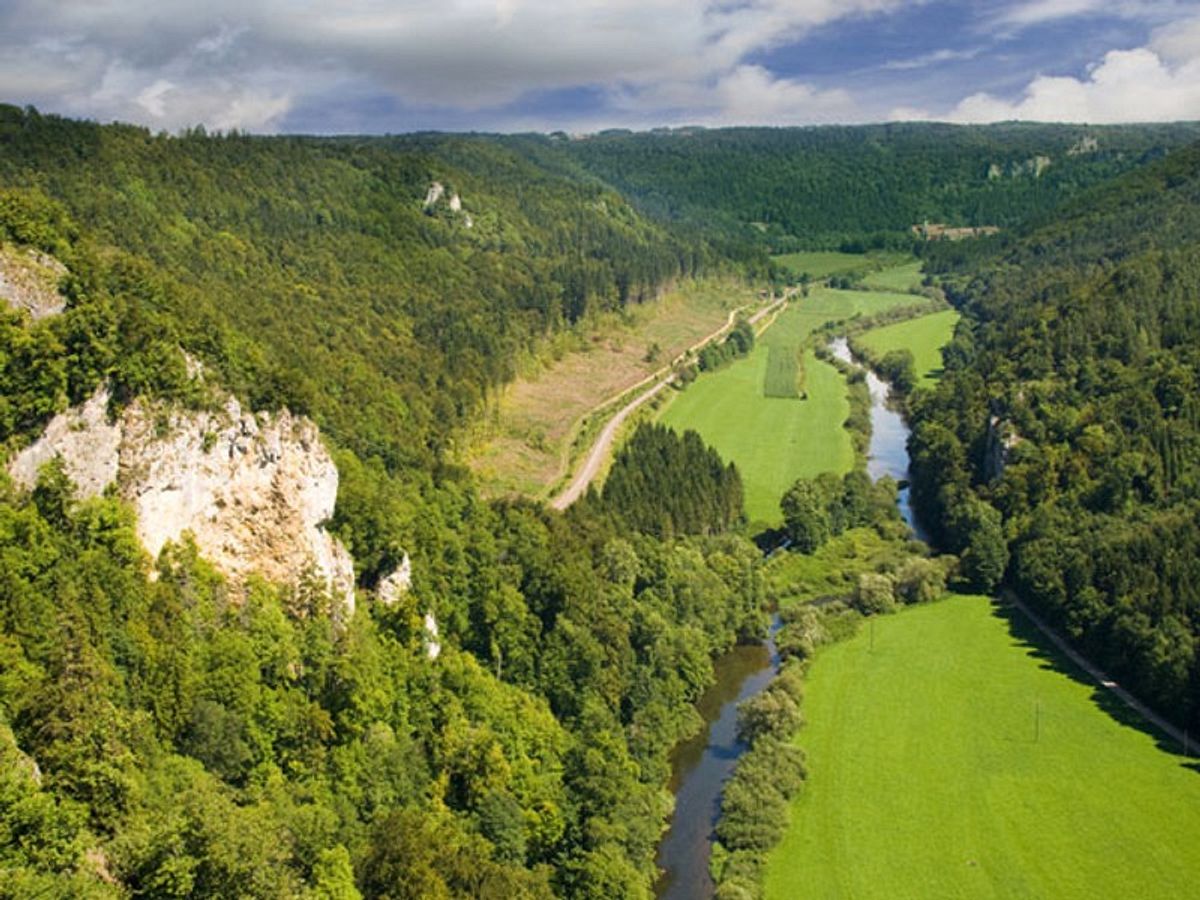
550,293,789,510
1002,590,1191,754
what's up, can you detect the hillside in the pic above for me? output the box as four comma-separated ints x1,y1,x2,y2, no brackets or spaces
540,123,1200,250
908,139,1200,732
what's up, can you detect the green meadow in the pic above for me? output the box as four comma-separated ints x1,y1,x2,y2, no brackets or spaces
860,259,925,292
772,250,910,281
658,287,914,524
765,594,1200,900
858,308,961,388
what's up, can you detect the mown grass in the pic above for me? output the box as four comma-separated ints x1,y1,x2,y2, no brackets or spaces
860,259,925,292
772,250,912,280
658,288,914,525
763,343,801,399
857,308,961,389
765,594,1200,900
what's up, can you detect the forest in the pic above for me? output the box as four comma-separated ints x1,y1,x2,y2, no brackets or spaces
3,105,1200,896
909,141,1200,731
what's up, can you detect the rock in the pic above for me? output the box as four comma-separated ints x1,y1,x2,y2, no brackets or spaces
8,385,120,496
8,384,357,617
423,181,445,208
423,611,441,660
377,553,412,606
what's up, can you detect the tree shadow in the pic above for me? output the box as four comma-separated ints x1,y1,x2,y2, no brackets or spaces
991,598,1197,770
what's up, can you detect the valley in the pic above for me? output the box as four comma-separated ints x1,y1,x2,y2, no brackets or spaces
657,285,920,524
2,111,1200,899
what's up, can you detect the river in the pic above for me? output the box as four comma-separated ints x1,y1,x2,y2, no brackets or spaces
654,335,924,899
829,336,929,540
654,619,781,899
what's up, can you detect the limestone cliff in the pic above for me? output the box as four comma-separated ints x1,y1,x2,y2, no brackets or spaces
9,384,357,616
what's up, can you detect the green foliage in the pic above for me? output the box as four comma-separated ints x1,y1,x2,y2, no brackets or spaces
781,471,896,553
552,123,1200,250
909,139,1200,728
591,422,744,538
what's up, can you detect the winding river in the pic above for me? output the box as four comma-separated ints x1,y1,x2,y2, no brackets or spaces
829,336,929,540
654,335,926,898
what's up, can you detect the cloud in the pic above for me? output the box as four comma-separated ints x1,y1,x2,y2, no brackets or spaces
989,0,1108,29
0,0,912,131
948,35,1200,123
881,47,981,71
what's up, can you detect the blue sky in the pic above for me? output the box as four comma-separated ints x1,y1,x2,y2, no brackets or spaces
1,1,1198,133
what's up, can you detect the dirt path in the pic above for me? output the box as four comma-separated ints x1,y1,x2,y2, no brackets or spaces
550,293,789,510
1002,591,1191,753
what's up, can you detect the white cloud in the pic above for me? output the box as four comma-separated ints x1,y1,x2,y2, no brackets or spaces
882,47,981,71
0,0,914,131
948,39,1200,123
1150,14,1200,64
990,0,1107,28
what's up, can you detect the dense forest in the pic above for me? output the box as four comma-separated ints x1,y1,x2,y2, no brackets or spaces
4,104,1200,896
909,140,1200,731
0,106,779,898
537,123,1200,251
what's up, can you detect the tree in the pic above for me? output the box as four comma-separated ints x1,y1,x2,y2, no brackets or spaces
781,480,831,552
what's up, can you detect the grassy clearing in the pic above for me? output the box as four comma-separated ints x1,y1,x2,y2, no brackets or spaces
858,308,961,388
764,344,801,399
657,288,914,525
860,259,924,292
772,250,912,281
765,594,1200,900
466,278,758,497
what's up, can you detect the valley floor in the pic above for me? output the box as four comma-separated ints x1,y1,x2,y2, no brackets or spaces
765,594,1200,899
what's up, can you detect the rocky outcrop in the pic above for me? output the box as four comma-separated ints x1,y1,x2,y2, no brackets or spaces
376,553,412,606
0,243,67,320
983,413,1021,482
423,611,441,660
423,182,472,227
9,384,357,616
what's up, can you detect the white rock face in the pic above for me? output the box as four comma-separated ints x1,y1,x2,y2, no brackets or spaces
9,386,120,497
9,385,357,616
377,553,412,606
423,611,441,660
423,181,446,208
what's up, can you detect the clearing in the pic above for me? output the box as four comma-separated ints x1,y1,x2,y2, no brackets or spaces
465,278,760,498
772,250,911,281
859,259,925,293
765,594,1200,900
857,308,961,389
657,286,916,525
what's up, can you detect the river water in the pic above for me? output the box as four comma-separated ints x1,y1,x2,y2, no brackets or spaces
654,336,924,899
654,620,781,899
829,336,929,541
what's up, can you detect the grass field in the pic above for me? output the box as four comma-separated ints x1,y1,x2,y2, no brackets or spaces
772,250,910,280
466,278,758,497
765,594,1200,900
858,308,961,389
860,259,924,292
658,287,915,524
764,343,801,398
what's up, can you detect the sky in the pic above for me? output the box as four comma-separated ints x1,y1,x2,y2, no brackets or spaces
1,1,1199,134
